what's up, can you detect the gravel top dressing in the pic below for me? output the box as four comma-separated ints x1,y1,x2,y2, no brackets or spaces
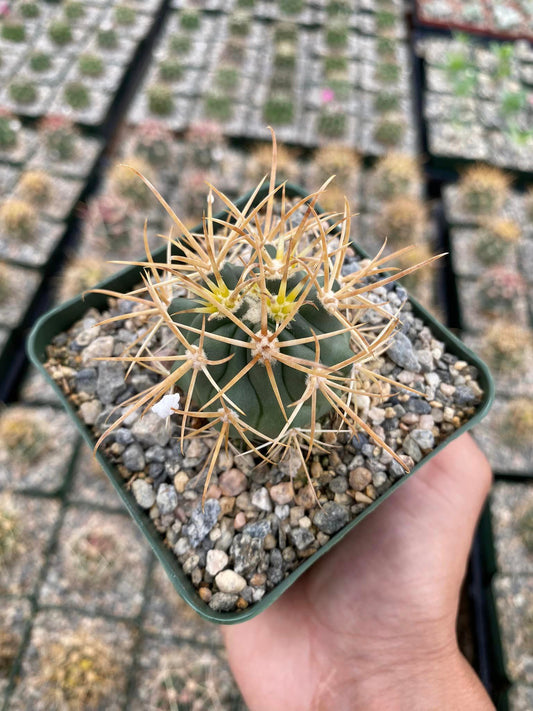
43,243,485,614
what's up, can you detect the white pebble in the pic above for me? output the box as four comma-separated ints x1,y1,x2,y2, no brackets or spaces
215,569,247,594
206,549,229,576
151,393,181,419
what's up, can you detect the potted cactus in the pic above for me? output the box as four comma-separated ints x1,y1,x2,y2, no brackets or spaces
28,135,493,622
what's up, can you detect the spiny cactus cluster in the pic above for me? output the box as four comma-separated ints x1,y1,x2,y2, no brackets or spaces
67,524,120,583
17,170,52,206
370,152,421,200
458,164,511,215
37,629,120,709
376,196,427,246
95,135,439,502
40,115,78,162
0,200,37,242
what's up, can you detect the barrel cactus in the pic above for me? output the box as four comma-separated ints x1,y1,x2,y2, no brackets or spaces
95,134,437,500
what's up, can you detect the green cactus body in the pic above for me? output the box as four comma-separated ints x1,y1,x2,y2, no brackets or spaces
168,263,353,440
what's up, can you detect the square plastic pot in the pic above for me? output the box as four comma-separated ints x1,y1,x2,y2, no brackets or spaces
27,182,495,624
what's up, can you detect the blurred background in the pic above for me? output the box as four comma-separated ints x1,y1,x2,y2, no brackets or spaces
0,0,532,709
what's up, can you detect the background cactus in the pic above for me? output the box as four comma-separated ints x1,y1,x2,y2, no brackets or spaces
95,136,438,499
370,152,420,200
109,157,154,208
0,495,20,567
37,629,120,709
17,170,52,206
458,165,511,215
376,196,427,246
0,112,18,151
0,408,49,463
474,218,521,265
482,322,531,373
40,116,78,161
478,267,525,315
502,399,533,448
0,200,38,242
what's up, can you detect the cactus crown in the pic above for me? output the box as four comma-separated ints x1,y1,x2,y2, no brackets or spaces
459,165,511,214
0,495,20,566
377,196,427,246
94,134,438,502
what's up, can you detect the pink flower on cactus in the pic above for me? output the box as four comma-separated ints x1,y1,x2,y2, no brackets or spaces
321,88,335,104
0,3,9,17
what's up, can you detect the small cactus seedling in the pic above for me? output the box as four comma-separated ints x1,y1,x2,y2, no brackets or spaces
280,0,304,14
93,133,440,504
40,115,78,161
48,20,73,46
78,53,104,78
109,157,155,208
132,120,174,168
64,1,85,21
518,504,533,553
264,93,294,124
458,165,511,215
0,495,21,568
20,2,41,19
64,82,91,110
376,196,427,247
0,407,49,463
370,152,421,200
37,629,120,709
29,52,52,73
9,80,38,105
375,9,396,29
374,92,400,112
180,9,200,31
317,106,347,138
0,112,18,151
0,200,38,242
326,22,348,49
478,267,525,315
97,27,118,49
115,5,136,25
474,218,521,265
1,18,26,42
375,62,401,84
17,170,52,206
148,84,174,116
373,115,406,147
274,22,298,43
501,399,533,448
482,321,531,374
168,33,191,55
158,57,183,83
274,43,297,71
204,92,233,122
90,193,134,250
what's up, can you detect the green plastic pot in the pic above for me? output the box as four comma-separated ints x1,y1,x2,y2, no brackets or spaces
27,182,495,624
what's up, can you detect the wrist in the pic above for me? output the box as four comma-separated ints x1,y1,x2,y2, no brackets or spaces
312,644,494,711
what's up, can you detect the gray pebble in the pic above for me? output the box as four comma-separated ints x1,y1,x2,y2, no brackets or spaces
96,361,127,405
132,479,155,509
329,476,349,494
243,519,271,539
313,501,350,535
290,528,316,550
230,533,264,576
251,487,272,512
209,592,239,611
454,385,478,406
274,504,290,520
75,368,97,395
114,427,135,446
406,397,432,415
184,499,221,547
145,445,167,462
132,412,171,447
122,443,146,472
156,483,178,515
410,428,435,451
387,332,421,372
402,435,423,463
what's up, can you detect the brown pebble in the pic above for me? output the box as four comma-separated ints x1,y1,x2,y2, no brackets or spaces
322,431,337,444
236,597,249,609
270,482,294,505
174,471,189,493
250,573,266,586
310,460,323,477
234,512,247,530
349,466,372,491
206,484,221,499
218,468,247,496
198,587,212,603
263,533,277,550
295,484,317,509
219,496,235,516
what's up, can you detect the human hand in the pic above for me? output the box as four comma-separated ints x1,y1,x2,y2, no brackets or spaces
223,433,494,711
